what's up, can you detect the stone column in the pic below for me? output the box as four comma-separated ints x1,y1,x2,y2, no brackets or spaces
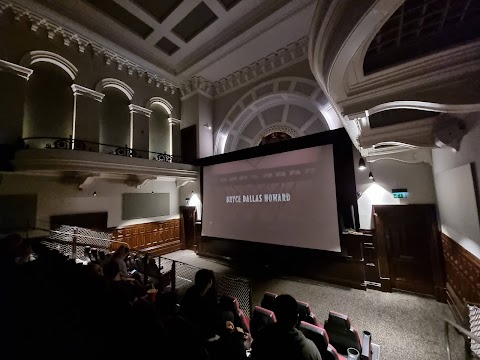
0,59,33,144
71,84,104,152
129,104,152,159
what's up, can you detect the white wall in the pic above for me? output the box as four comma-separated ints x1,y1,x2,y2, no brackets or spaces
198,95,214,158
432,112,480,258
354,150,437,229
0,173,180,230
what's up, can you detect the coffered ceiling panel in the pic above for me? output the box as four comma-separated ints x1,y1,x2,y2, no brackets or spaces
131,0,183,23
30,0,314,81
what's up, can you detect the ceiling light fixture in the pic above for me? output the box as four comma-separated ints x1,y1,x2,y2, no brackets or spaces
359,157,366,170
204,124,212,130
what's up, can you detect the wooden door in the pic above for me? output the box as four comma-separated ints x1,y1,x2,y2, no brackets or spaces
181,206,197,250
374,205,443,297
181,125,197,164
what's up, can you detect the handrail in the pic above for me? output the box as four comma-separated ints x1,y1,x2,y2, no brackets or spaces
20,136,182,162
444,317,480,360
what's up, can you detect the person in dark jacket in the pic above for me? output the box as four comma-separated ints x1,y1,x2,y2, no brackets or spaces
180,269,218,340
251,294,322,360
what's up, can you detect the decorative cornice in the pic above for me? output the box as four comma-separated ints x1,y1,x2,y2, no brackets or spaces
71,84,105,102
0,0,178,92
179,37,309,100
180,76,214,101
168,118,181,126
129,104,152,117
0,58,33,79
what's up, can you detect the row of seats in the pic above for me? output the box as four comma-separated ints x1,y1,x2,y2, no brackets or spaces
253,292,366,359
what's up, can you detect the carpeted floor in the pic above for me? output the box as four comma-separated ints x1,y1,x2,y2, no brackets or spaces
165,250,468,359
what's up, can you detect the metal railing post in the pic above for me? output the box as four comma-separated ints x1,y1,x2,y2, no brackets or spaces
143,254,148,285
72,226,78,260
171,260,176,291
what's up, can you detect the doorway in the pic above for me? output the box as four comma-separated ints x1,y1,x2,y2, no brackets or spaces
373,204,444,299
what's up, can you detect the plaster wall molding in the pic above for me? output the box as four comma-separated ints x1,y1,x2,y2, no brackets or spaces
71,84,105,102
21,50,78,80
0,58,33,79
148,97,173,116
96,78,134,100
366,101,480,116
129,104,152,117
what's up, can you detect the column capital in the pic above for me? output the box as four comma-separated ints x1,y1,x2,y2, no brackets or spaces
129,104,152,117
168,117,181,126
0,59,33,80
71,84,105,102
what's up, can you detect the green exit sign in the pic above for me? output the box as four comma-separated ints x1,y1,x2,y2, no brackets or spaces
392,188,408,199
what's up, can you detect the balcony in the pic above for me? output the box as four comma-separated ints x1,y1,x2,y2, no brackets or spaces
10,136,198,185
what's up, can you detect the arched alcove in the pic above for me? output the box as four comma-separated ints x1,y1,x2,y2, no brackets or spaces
100,87,131,151
96,78,133,153
214,77,341,154
149,102,171,156
23,61,74,147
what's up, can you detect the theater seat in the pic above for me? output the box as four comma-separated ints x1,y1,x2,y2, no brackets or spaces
297,300,320,327
324,311,361,355
250,306,276,339
299,321,346,360
260,292,277,312
218,294,250,333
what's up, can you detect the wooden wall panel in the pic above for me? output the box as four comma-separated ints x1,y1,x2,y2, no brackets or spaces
442,233,480,303
112,219,182,256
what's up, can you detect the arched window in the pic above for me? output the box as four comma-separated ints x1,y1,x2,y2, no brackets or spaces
148,98,172,156
96,79,133,153
22,52,77,148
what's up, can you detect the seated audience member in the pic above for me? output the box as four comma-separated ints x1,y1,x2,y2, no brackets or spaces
86,260,103,277
213,320,252,360
158,292,210,360
251,294,322,360
103,259,138,308
111,245,131,280
181,269,218,340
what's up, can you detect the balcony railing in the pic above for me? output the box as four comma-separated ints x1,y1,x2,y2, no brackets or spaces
21,136,181,163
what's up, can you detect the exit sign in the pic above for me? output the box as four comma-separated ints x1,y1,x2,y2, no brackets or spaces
392,188,408,199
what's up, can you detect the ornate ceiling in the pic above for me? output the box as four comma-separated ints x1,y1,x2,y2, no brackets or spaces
24,0,315,84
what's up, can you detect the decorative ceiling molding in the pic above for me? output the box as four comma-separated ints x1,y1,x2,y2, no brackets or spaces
366,101,480,116
309,0,480,157
360,117,437,149
0,58,33,79
0,0,178,91
341,41,480,113
71,84,105,102
367,149,433,166
179,37,309,100
129,104,152,118
96,78,134,100
21,50,78,80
